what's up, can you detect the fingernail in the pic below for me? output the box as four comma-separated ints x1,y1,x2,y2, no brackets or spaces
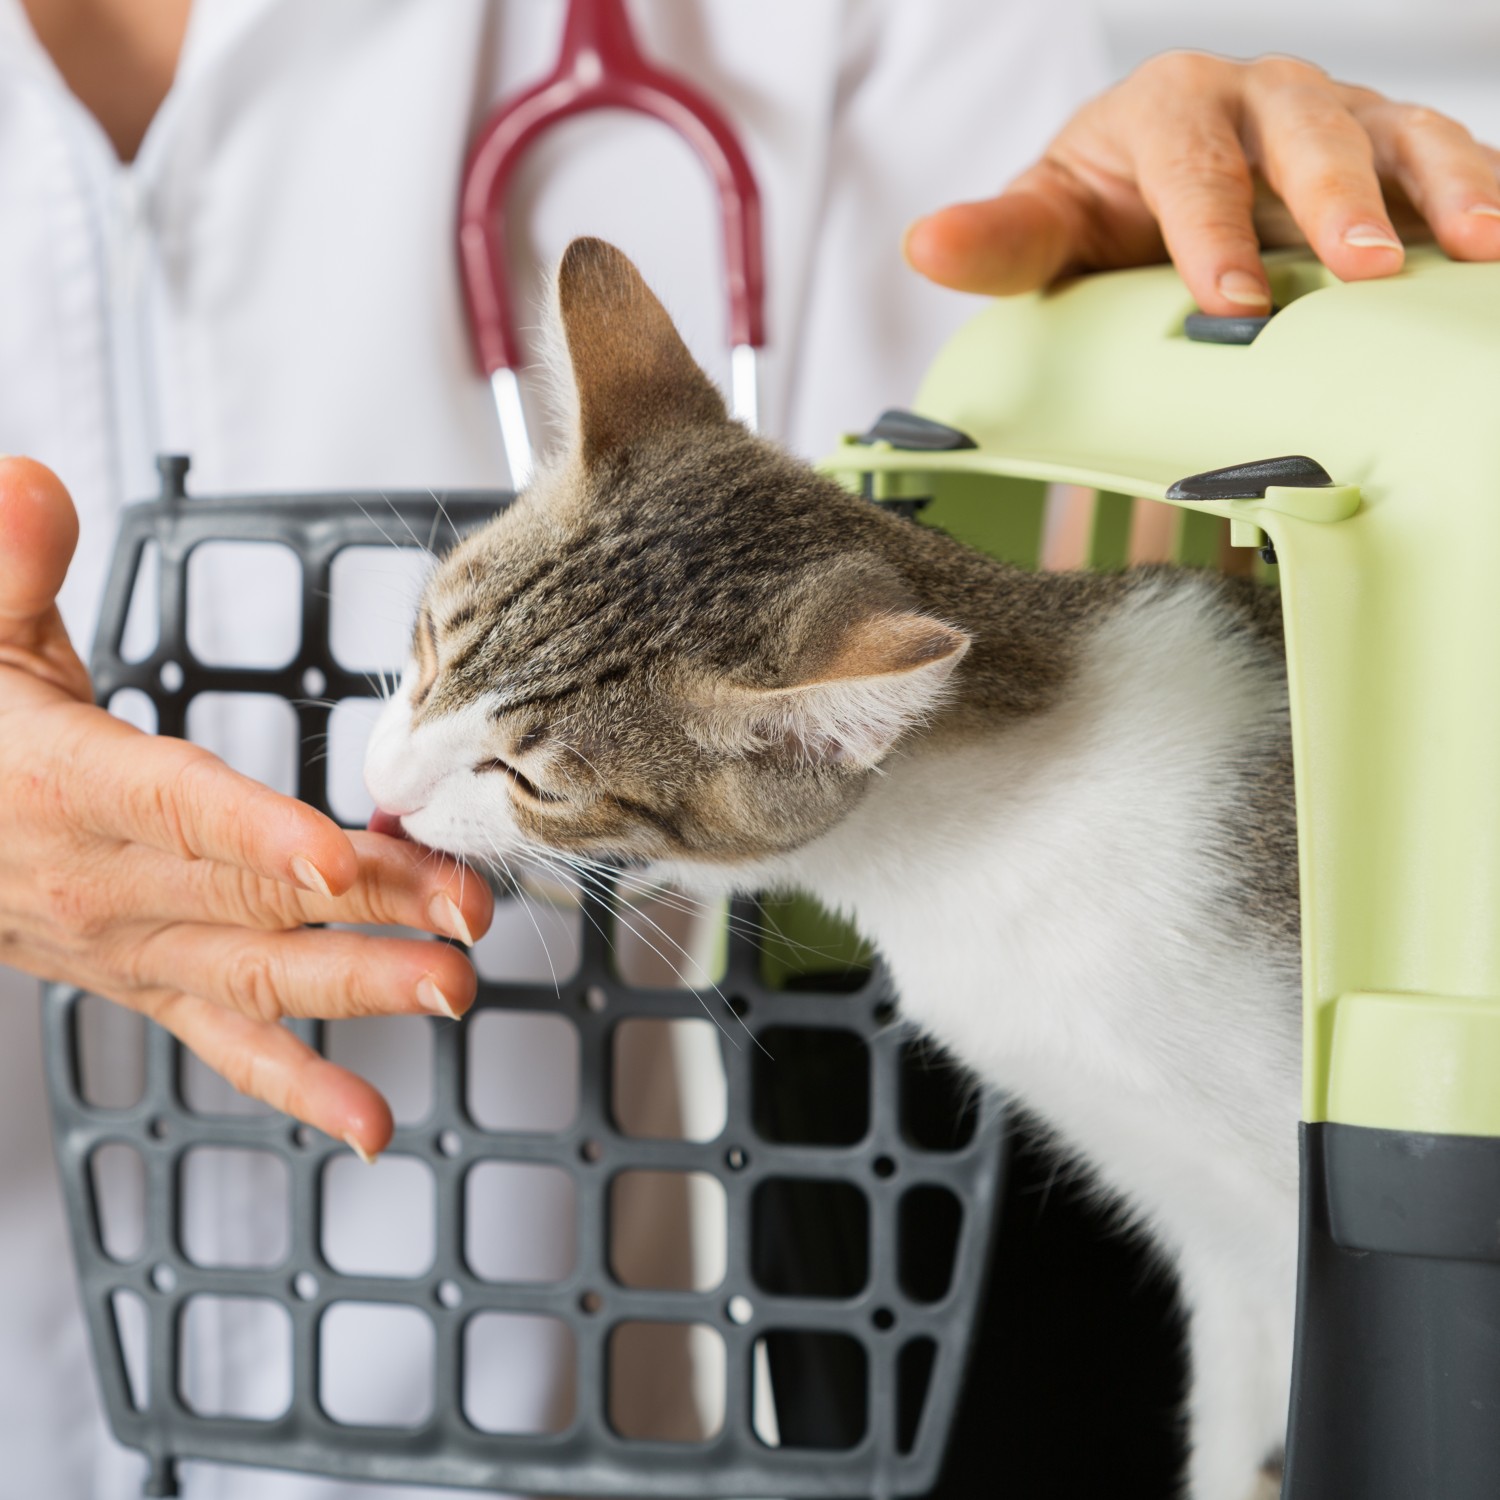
291,854,332,898
342,1133,377,1166
901,217,934,261
1343,224,1402,251
430,893,474,947
1467,204,1500,220
1216,270,1271,310
417,975,461,1021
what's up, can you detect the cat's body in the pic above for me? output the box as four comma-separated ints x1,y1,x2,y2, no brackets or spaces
736,566,1300,1498
666,536,1303,1499
365,239,1302,1499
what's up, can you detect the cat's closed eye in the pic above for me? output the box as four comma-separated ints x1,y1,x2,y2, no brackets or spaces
474,755,566,804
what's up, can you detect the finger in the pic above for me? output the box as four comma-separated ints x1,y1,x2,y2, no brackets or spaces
0,457,78,626
1249,82,1404,282
904,168,1087,295
1357,102,1500,262
156,830,495,943
1131,100,1270,315
124,920,478,1024
310,832,495,942
72,716,358,896
0,457,90,698
147,991,393,1159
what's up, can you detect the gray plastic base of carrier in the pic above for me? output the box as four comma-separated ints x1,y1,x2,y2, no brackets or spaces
1284,1122,1500,1500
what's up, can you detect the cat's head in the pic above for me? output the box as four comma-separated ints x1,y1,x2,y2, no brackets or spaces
363,238,969,878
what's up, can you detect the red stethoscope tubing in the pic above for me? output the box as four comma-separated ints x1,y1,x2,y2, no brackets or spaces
458,0,766,484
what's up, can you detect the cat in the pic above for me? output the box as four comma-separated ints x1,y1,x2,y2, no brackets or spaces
364,237,1302,1500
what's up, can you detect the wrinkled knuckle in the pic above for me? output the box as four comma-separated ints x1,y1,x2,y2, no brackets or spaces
361,879,406,931
147,757,199,860
337,972,384,1020
106,928,162,992
224,946,283,1023
159,748,222,862
236,867,303,930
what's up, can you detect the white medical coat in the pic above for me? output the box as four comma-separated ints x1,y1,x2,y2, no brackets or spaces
0,0,1106,1493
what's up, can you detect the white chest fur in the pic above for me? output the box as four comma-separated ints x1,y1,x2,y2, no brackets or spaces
768,580,1304,1277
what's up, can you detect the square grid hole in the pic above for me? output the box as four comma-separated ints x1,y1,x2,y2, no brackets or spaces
612,1017,727,1143
752,1179,869,1299
610,1170,726,1293
320,1302,434,1428
754,1331,867,1450
74,995,146,1110
467,1010,579,1133
610,880,727,990
322,1154,435,1278
464,1313,576,1435
608,1322,725,1443
328,545,433,675
90,1143,146,1263
179,1295,292,1420
111,1288,149,1411
471,891,583,986
753,1027,869,1146
185,541,302,668
180,1147,290,1269
465,1161,576,1283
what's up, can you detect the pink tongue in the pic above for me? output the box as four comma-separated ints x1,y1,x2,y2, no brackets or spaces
368,808,410,841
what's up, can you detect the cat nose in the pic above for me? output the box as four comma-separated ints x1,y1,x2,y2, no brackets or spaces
369,807,414,841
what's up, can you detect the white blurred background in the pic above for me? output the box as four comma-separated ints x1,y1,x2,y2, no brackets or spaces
1098,0,1500,141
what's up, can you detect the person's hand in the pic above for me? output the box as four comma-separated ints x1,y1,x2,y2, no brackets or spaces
905,52,1500,315
0,457,493,1158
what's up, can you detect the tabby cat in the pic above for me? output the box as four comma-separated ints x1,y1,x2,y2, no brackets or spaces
364,238,1300,1500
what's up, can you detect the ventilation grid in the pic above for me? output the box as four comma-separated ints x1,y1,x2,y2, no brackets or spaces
44,459,1007,1498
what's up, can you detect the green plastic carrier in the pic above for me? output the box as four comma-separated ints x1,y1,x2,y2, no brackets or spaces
821,246,1500,1498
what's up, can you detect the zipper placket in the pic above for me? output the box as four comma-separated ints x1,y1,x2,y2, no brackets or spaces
103,166,164,504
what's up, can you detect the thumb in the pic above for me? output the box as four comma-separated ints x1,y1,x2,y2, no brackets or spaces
0,456,90,700
904,184,1082,297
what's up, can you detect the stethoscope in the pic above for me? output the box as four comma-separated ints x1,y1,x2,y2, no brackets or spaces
458,0,766,489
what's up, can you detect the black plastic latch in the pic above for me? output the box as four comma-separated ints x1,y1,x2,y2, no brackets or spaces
1183,309,1277,345
156,454,191,501
1166,454,1333,502
854,409,977,451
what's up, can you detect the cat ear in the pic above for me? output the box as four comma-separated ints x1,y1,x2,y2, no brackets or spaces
694,612,971,769
552,237,727,464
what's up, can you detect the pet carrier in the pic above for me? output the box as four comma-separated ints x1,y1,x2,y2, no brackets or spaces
47,245,1500,1498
